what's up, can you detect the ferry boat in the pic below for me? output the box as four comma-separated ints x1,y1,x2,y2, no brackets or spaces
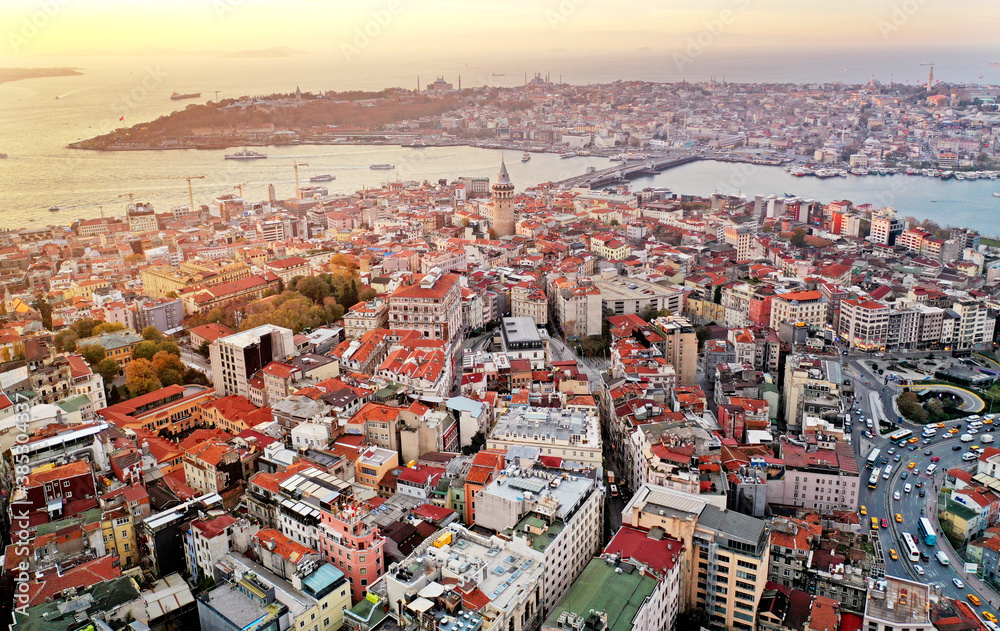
521,152,530,162
369,163,395,170
993,192,1000,198
48,206,60,212
225,149,266,160
310,174,335,182
171,91,201,101
559,152,577,159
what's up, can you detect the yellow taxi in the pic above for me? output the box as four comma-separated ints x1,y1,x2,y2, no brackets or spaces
972,445,982,452
888,549,899,560
908,461,917,469
860,505,867,516
949,428,961,434
969,595,982,607
871,517,879,530
984,419,994,425
908,437,920,444
895,513,903,523
983,611,997,624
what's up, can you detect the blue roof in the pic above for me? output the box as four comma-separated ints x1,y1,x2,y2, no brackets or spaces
302,563,345,595
446,396,484,416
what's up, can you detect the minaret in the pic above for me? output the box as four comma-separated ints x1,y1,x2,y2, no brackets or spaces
492,157,515,237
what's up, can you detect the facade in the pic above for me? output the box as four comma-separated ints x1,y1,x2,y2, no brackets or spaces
135,297,184,334
98,384,216,435
838,299,890,351
343,300,389,340
492,158,516,237
387,273,462,344
769,291,827,330
318,497,386,604
210,325,295,398
486,406,602,468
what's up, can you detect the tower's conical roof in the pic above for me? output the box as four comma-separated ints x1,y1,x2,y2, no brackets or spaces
496,157,512,186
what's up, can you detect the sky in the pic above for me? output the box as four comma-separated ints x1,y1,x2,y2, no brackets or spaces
1,0,997,61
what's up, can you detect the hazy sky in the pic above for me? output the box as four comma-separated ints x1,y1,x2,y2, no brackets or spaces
2,0,997,59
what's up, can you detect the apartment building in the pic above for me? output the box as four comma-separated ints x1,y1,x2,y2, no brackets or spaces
782,356,843,430
769,291,827,330
769,441,860,512
838,299,890,351
319,496,386,604
486,407,602,469
388,272,462,344
862,575,935,631
210,324,295,398
342,299,389,340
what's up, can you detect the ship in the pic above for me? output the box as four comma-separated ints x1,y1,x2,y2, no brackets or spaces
369,163,395,170
171,91,202,101
48,206,60,212
224,149,267,160
993,192,1000,198
559,151,577,159
521,152,530,162
492,73,505,76
310,174,335,182
991,61,1000,67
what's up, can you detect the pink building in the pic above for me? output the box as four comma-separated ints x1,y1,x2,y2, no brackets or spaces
319,498,385,603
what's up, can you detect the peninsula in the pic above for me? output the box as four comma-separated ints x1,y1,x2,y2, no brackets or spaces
0,67,82,84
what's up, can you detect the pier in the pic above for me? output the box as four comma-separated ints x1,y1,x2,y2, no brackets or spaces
555,154,703,189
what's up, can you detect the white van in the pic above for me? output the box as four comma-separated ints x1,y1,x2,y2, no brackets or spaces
904,483,912,493
964,452,979,461
883,464,893,479
970,421,984,430
936,550,950,566
922,428,937,437
926,464,938,476
983,434,994,444
961,434,975,442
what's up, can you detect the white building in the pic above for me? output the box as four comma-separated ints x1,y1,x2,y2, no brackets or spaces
487,407,602,468
210,324,295,398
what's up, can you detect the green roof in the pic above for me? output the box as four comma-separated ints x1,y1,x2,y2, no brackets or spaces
345,594,390,629
14,577,140,631
506,513,566,552
58,394,92,413
543,559,657,631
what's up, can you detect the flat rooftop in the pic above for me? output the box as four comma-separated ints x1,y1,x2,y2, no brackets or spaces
543,558,658,631
593,276,683,301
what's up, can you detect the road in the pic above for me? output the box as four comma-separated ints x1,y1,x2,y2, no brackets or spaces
856,416,1000,619
180,347,210,374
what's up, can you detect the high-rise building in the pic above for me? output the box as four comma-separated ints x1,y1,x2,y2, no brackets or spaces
210,324,295,398
387,272,462,344
492,158,516,237
319,496,386,604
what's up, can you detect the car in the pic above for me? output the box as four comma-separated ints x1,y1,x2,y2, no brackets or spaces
965,452,980,461
871,517,880,530
887,447,896,454
894,454,902,462
950,428,960,434
908,444,918,451
920,551,930,561
920,489,926,497
889,548,899,560
914,565,925,575
904,483,912,493
909,437,920,444
893,491,901,500
953,424,964,430
954,578,965,589
970,428,979,434
984,612,997,624
896,513,903,522
860,505,867,516
610,484,619,497
901,471,909,479
881,518,889,528
916,481,923,489
908,461,917,469
922,439,933,445
972,445,983,451
970,595,982,607
864,431,875,439
986,419,995,425
954,445,964,451
924,449,933,455
881,456,889,464
931,456,940,462
876,352,885,357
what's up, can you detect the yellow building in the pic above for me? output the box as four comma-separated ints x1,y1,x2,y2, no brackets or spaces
101,505,138,569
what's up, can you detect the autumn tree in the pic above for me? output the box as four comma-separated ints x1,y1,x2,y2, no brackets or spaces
151,350,186,386
54,329,79,352
125,358,161,397
92,322,127,336
142,326,164,341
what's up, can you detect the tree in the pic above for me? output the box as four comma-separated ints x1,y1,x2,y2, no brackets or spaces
95,358,121,385
197,341,210,359
790,228,808,247
77,344,107,366
54,329,79,352
33,295,53,330
297,276,332,305
151,350,186,383
132,341,160,361
713,285,722,304
125,358,161,397
897,392,928,423
71,318,100,339
183,367,211,386
142,326,164,341
92,322,127,336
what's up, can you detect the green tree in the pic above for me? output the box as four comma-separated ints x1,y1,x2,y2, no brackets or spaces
132,341,160,361
125,358,161,397
71,318,100,339
197,341,210,359
790,228,808,247
296,276,332,305
54,329,79,352
95,358,121,385
33,295,53,330
142,326,164,341
713,285,722,304
77,344,107,366
897,392,928,423
183,367,211,386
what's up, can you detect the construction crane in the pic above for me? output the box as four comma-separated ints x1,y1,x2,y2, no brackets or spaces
234,180,251,198
117,192,139,204
140,175,206,212
260,161,309,198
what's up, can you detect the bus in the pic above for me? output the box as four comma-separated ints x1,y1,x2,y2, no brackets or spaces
889,429,913,443
883,464,893,479
866,448,881,469
918,517,937,545
901,532,921,562
868,470,880,490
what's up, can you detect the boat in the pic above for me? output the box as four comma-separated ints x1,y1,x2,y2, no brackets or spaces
225,149,266,160
310,174,335,182
171,91,201,101
48,206,60,212
369,163,394,170
492,73,505,76
0,153,7,159
521,152,530,162
993,192,1000,198
559,152,577,159
991,61,1000,67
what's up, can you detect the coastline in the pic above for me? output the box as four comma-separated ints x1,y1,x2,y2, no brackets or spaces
0,67,82,84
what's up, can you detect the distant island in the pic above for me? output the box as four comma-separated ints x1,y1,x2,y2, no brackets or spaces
0,67,82,84
220,47,305,58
